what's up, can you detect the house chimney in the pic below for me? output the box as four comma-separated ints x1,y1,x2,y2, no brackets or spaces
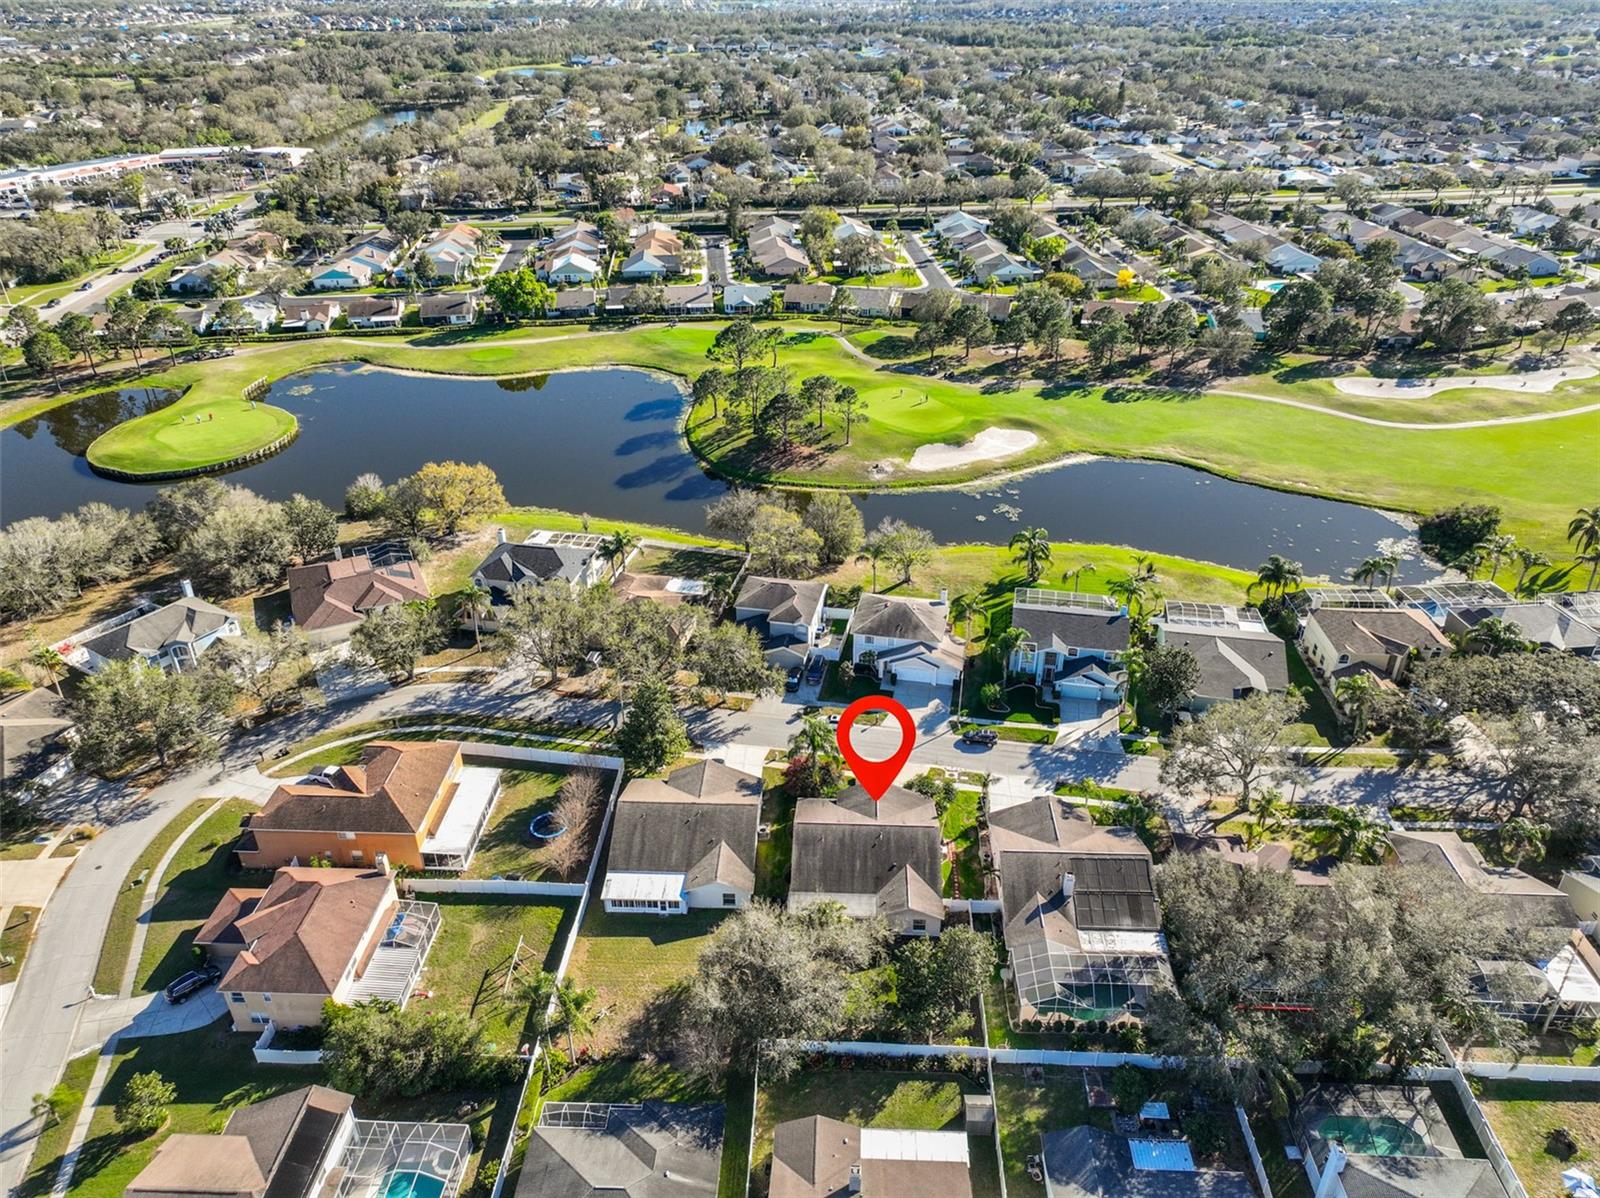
179,578,195,599
333,545,343,560
375,852,391,876
938,588,948,606
1061,873,1076,901
498,527,508,544
848,1165,862,1194
1315,1144,1348,1198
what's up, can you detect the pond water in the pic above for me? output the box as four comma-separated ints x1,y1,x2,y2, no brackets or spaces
0,365,1426,578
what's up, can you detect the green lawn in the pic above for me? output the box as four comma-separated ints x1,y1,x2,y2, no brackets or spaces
941,788,984,899
16,1051,99,1198
1096,283,1165,302
0,906,39,984
412,894,574,1048
59,1020,325,1198
464,766,567,880
753,1069,999,1198
755,781,795,901
534,1059,753,1198
993,1065,1097,1198
1477,1079,1600,1198
92,799,218,995
8,243,144,307
134,799,259,993
49,319,1599,555
565,908,726,1055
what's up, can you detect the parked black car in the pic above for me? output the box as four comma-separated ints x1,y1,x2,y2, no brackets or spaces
163,964,220,1005
959,728,999,747
805,657,826,686
784,666,802,693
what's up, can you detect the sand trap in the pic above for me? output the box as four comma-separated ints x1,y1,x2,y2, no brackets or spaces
906,427,1039,472
1333,365,1596,398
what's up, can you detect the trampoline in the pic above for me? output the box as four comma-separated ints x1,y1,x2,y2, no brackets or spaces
529,812,567,840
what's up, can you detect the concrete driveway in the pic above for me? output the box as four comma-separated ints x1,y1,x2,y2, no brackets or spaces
75,990,226,1051
0,858,74,907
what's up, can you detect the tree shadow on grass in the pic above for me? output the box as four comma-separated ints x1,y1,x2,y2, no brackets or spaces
858,334,917,360
1100,384,1201,404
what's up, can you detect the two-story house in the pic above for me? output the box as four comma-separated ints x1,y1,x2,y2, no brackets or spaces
732,576,828,671
64,581,241,674
1007,590,1130,711
237,741,502,872
196,865,440,1031
848,593,964,693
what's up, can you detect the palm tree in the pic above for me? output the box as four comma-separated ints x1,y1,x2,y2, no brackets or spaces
1466,616,1530,657
1451,547,1485,580
1352,552,1400,589
550,977,598,1058
989,625,1027,680
602,529,640,572
1248,554,1304,609
460,581,492,648
1571,505,1600,587
950,592,981,641
1061,562,1097,593
1324,805,1387,864
1334,673,1380,740
1512,547,1550,592
1498,817,1548,870
855,542,885,592
28,640,65,697
1476,534,1517,582
1106,572,1152,618
1008,527,1052,583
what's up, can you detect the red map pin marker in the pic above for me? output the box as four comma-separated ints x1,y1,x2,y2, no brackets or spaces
836,695,917,800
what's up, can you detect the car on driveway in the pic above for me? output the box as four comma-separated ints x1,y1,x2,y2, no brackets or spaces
805,657,826,686
163,965,220,1005
784,666,802,693
959,728,999,747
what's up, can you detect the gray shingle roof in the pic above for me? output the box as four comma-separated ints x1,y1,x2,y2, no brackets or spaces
734,576,826,625
1157,625,1290,702
515,1102,725,1198
606,762,762,891
1042,1127,1257,1198
789,785,942,905
1010,604,1131,655
80,596,233,662
473,542,594,588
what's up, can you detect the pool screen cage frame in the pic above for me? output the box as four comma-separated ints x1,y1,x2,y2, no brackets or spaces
333,1119,473,1198
1010,939,1170,1019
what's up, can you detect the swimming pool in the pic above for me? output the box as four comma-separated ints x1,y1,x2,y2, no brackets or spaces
379,1170,448,1198
1315,1114,1427,1156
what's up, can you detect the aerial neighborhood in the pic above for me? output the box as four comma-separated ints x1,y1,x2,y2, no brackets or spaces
1,3,1599,1198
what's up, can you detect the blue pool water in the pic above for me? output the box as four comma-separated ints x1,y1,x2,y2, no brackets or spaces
381,1170,446,1198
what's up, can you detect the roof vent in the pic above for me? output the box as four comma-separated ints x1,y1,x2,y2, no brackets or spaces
848,1164,862,1193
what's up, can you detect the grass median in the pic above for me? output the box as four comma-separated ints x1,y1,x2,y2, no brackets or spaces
91,798,218,995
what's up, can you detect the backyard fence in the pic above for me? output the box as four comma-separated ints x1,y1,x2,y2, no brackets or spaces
251,1020,323,1067
1234,1104,1275,1198
407,878,585,898
485,753,626,1198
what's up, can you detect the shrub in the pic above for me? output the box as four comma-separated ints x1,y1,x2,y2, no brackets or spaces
1110,1063,1154,1114
115,1070,176,1136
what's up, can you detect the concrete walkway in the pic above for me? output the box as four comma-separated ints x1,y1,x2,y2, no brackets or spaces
0,858,74,908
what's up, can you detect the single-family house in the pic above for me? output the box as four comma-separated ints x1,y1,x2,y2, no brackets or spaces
600,760,762,915
418,292,478,326
782,282,836,313
770,1117,973,1198
1442,601,1600,657
237,740,503,872
845,285,901,317
64,581,241,674
278,298,342,332
344,296,406,329
287,550,431,646
787,784,944,936
989,796,1168,1020
932,211,990,242
542,250,603,285
125,1085,472,1198
848,592,963,692
618,223,683,279
733,575,828,669
517,1102,725,1198
1389,829,1579,932
662,282,714,315
1300,605,1449,683
551,287,598,317
1152,603,1290,711
721,282,773,313
470,529,611,604
1007,590,1130,709
309,258,374,290
196,865,440,1031
1042,1126,1256,1198
416,222,482,281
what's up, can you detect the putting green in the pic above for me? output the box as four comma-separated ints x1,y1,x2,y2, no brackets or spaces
89,398,295,474
859,385,965,435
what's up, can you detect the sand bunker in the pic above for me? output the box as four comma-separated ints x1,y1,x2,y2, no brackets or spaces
1332,365,1596,398
906,427,1039,472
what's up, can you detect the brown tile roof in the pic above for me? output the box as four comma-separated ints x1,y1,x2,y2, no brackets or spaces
287,553,430,632
203,867,393,995
252,740,461,837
